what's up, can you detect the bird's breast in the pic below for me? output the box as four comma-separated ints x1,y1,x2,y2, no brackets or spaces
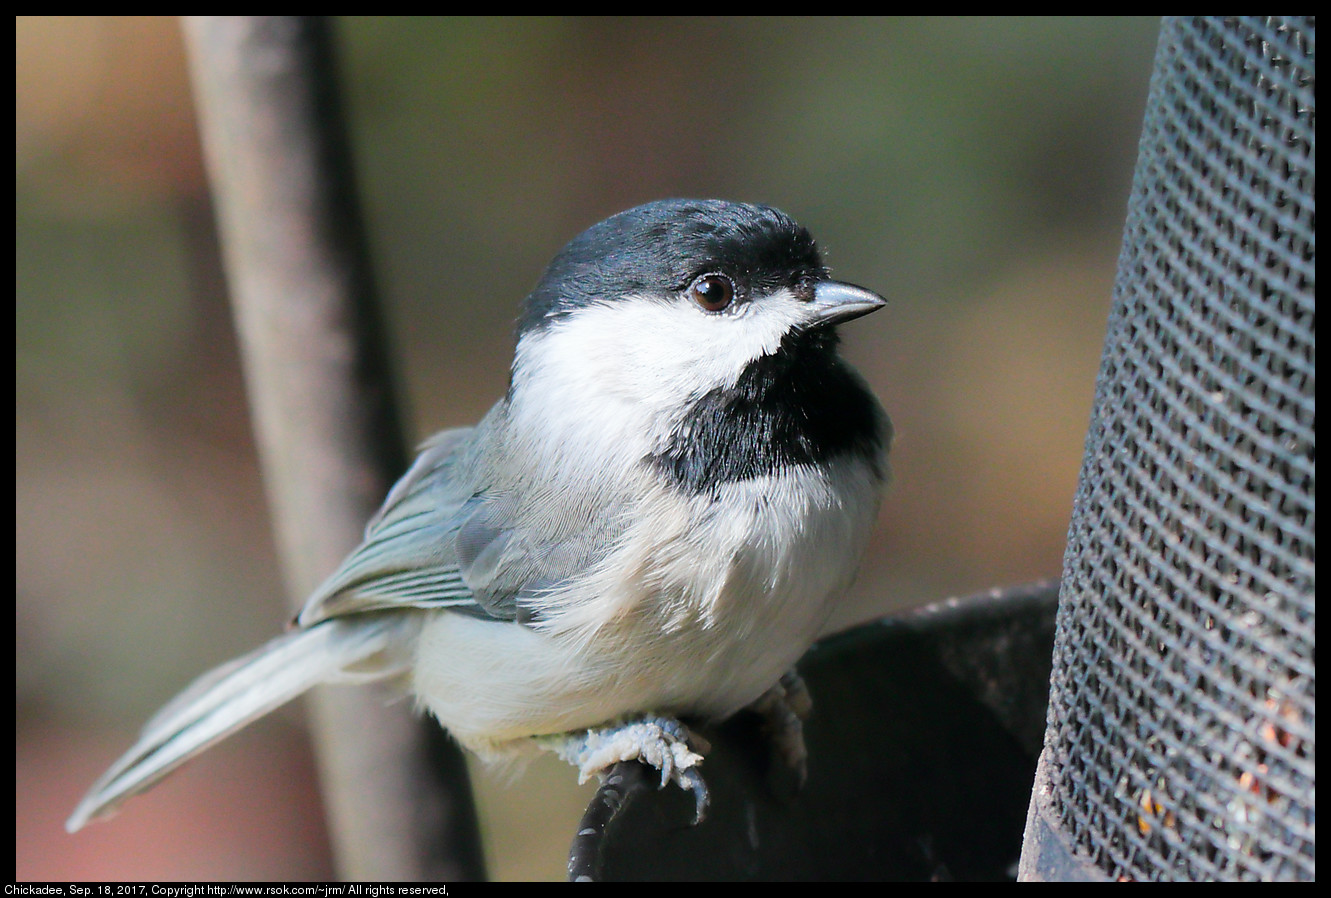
411,454,881,754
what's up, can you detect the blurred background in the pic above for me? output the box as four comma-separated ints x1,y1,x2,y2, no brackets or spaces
17,16,1162,881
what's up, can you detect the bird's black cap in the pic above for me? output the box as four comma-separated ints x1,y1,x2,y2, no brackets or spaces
519,199,828,334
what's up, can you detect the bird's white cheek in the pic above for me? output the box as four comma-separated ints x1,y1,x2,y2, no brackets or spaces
513,294,808,427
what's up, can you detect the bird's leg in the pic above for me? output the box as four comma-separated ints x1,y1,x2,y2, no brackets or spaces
746,668,812,789
542,716,711,822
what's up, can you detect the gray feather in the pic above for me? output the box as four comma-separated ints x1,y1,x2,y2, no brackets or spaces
298,412,629,628
297,428,481,625
66,614,418,832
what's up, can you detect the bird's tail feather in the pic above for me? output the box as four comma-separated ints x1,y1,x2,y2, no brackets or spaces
66,614,418,832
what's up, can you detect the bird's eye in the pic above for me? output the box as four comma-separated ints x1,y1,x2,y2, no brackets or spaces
688,274,735,312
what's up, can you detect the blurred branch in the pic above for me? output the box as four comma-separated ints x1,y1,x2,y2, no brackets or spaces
180,16,483,881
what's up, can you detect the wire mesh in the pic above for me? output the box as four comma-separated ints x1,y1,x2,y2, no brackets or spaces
1038,16,1314,881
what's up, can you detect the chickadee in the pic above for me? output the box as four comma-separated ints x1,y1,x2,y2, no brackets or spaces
67,198,890,831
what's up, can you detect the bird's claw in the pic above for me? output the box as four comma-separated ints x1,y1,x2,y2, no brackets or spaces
674,765,710,824
748,669,812,792
550,716,711,823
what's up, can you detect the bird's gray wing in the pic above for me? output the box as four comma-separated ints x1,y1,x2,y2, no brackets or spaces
296,422,620,628
447,486,619,625
296,426,482,626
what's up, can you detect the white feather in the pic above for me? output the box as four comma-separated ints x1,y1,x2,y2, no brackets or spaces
411,455,881,757
507,289,814,475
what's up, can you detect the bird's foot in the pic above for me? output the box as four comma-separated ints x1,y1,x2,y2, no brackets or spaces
547,716,711,823
747,668,812,792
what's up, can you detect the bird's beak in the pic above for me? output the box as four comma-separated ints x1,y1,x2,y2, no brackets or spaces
808,281,887,326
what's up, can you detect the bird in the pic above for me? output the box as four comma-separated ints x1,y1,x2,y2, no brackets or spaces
66,198,891,832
